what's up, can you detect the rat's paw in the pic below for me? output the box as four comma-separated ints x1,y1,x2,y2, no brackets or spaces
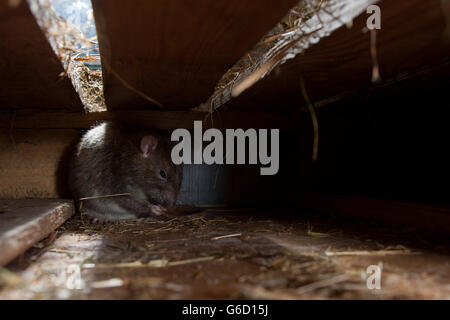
90,217,111,224
149,204,167,216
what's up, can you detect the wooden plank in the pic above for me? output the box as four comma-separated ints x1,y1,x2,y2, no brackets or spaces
0,1,83,110
0,129,80,198
226,0,450,110
297,193,450,234
0,109,301,130
0,199,73,266
92,0,299,110
2,208,449,299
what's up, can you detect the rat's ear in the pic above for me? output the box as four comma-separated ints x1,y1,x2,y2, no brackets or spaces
140,135,158,158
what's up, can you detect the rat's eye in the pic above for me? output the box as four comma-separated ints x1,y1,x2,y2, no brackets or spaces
159,170,167,179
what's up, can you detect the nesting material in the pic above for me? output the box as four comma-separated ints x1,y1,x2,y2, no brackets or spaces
1,209,448,300
27,0,106,112
71,63,106,113
198,0,379,112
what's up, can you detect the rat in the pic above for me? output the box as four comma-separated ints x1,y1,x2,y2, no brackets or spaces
69,121,183,222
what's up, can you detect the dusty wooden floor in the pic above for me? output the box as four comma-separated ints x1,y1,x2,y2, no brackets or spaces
0,208,449,299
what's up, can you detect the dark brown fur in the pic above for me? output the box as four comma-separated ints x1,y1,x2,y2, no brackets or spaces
69,122,182,221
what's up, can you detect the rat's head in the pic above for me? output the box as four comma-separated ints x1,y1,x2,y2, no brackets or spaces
135,132,183,208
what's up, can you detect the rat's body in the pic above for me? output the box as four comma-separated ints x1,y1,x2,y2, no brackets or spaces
69,122,183,221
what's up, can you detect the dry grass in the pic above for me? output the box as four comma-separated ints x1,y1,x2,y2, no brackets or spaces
28,0,106,112
195,0,330,112
197,0,380,114
1,211,449,300
72,64,106,112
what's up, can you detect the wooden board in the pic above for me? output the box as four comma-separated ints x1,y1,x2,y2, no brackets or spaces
0,129,80,198
226,0,450,110
297,193,450,234
0,1,83,110
0,199,73,266
92,0,299,110
1,209,449,299
0,109,301,130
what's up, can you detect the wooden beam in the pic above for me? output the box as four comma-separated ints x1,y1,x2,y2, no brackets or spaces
226,0,450,111
0,110,302,130
0,199,73,266
297,193,450,234
0,129,80,199
92,0,299,110
0,2,83,111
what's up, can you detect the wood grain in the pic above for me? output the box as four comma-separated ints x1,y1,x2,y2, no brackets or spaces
297,193,450,234
92,0,298,110
227,0,450,110
0,109,302,130
0,1,83,110
0,199,73,266
0,129,80,198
